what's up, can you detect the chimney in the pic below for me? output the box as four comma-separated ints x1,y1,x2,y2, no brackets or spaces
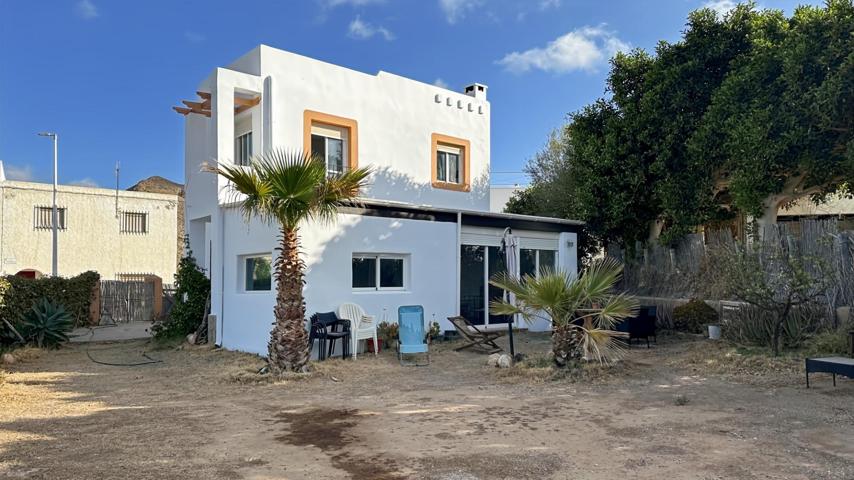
464,83,487,101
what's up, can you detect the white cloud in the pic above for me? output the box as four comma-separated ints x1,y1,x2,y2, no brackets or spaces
184,31,205,43
75,0,98,19
5,163,34,181
497,25,630,74
433,78,450,89
348,16,395,40
70,178,99,188
439,0,482,24
701,0,737,15
539,0,561,10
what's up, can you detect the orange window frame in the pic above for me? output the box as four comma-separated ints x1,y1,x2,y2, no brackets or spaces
303,110,359,170
431,133,471,192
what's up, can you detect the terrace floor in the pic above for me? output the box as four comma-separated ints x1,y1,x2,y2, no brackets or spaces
1,332,853,479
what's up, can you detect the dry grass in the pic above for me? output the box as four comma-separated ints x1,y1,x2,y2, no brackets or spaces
668,339,803,386
495,352,636,384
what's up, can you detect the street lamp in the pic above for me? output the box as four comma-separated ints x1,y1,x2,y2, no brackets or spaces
37,132,58,277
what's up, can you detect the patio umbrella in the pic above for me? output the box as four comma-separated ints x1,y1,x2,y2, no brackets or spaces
501,228,519,357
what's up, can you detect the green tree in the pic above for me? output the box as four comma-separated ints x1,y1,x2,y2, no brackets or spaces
208,150,371,374
703,241,830,356
516,1,854,249
489,258,638,366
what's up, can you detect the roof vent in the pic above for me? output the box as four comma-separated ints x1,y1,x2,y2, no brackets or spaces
464,83,487,100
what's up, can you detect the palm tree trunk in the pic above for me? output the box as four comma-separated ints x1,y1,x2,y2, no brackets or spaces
267,226,310,373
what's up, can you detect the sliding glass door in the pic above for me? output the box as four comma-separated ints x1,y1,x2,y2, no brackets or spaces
459,244,510,326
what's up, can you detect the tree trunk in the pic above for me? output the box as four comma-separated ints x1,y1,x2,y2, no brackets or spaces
552,322,583,367
267,227,310,374
771,303,792,357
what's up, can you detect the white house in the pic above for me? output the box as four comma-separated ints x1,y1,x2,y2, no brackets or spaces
176,45,581,355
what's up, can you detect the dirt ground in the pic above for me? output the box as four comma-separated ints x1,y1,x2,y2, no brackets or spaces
1,332,853,480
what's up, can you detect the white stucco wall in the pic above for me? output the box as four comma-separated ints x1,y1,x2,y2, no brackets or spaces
218,208,457,355
184,44,492,224
0,180,179,281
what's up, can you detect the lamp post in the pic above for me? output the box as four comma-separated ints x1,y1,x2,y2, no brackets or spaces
37,132,58,277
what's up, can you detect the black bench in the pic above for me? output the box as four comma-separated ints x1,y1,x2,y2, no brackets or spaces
805,357,854,388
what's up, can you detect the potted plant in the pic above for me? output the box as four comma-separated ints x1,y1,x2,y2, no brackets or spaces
377,321,399,350
425,321,441,344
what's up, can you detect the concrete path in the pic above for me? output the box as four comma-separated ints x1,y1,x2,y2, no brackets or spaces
69,322,153,343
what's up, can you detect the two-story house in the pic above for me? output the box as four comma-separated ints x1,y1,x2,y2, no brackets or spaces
176,45,582,355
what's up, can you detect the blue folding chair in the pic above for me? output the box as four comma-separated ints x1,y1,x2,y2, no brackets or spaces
398,305,429,366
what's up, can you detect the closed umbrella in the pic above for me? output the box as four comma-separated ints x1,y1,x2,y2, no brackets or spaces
501,228,519,357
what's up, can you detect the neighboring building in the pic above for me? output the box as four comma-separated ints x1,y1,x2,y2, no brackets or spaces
777,193,854,232
0,170,180,281
176,45,581,355
128,175,185,265
489,185,525,213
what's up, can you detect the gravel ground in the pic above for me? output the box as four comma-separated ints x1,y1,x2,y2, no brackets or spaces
0,332,852,479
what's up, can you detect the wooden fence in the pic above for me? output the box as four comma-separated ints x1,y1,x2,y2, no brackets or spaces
99,280,157,324
614,218,854,328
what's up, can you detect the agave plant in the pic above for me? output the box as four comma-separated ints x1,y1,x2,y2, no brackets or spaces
21,298,73,349
489,257,638,366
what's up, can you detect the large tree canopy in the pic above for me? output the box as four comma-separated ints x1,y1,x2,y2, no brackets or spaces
509,1,854,248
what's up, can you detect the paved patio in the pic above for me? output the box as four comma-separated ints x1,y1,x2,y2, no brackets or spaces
69,322,153,343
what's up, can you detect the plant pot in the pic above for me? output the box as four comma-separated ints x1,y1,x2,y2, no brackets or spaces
708,324,722,340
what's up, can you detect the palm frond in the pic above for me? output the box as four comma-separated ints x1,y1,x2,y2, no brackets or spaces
206,148,372,229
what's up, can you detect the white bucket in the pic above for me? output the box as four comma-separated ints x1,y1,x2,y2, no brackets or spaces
708,324,721,340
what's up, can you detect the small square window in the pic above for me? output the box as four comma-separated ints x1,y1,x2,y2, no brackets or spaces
34,206,67,230
120,212,148,234
244,255,272,291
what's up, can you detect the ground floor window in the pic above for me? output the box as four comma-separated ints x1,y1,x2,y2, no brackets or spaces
352,254,407,291
243,254,272,291
520,249,557,278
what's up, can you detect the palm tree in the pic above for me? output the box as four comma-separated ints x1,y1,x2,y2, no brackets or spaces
207,149,371,373
489,258,638,366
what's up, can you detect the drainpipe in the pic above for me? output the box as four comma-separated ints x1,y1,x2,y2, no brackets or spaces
455,211,461,316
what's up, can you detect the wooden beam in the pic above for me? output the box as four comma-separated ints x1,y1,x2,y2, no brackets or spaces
173,106,192,115
182,100,206,109
196,91,211,100
233,96,261,107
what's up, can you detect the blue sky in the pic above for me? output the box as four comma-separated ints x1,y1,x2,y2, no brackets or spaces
0,0,818,188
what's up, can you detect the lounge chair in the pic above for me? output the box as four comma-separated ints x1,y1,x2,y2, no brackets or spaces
447,316,504,354
398,305,429,366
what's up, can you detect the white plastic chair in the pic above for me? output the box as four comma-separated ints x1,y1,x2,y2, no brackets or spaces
337,303,378,359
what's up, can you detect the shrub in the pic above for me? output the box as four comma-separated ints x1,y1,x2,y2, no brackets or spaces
673,299,718,333
0,271,99,329
151,243,210,340
377,321,399,345
20,298,73,349
723,304,821,350
804,326,852,356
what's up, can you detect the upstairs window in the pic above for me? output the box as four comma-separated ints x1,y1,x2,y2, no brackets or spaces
436,146,461,184
120,212,148,234
235,131,253,166
431,133,470,192
34,206,66,230
311,124,346,176
304,110,358,177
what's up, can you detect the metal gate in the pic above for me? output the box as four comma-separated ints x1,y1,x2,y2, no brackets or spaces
100,281,155,323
